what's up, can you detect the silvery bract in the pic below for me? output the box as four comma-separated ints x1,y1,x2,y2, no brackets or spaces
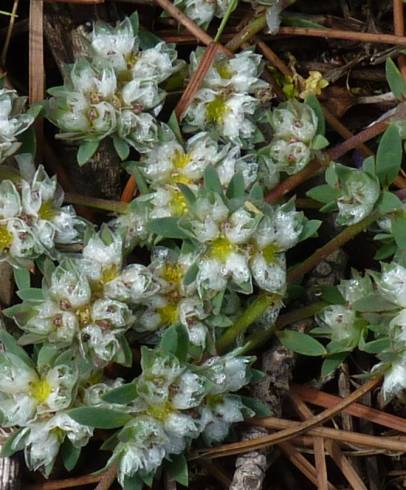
0,88,36,164
173,0,233,26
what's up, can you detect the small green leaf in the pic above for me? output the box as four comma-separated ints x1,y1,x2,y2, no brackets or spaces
319,285,346,305
361,337,390,354
168,111,184,144
311,134,329,150
178,183,196,207
147,218,188,239
391,215,406,249
305,95,325,135
160,324,189,362
352,294,398,312
386,57,406,99
240,395,271,416
138,29,161,49
16,288,44,302
378,191,403,214
299,219,321,241
183,262,199,286
123,474,143,490
102,383,138,405
18,126,36,156
306,184,337,204
321,352,347,378
13,267,30,291
61,438,81,471
226,172,245,200
167,453,188,487
374,242,397,260
112,136,130,161
129,11,139,34
278,330,327,356
0,329,33,367
204,166,223,194
123,161,149,195
67,407,132,429
37,344,60,370
1,428,29,457
77,140,100,166
376,125,402,186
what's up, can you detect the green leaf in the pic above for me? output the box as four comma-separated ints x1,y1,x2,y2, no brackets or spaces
374,242,397,260
240,395,271,416
168,111,184,144
319,285,346,305
123,162,149,195
17,287,44,302
386,57,406,99
378,191,403,214
112,136,130,161
138,29,161,49
321,352,347,378
147,218,188,239
352,294,398,312
278,330,327,356
204,166,222,194
67,407,132,429
361,337,390,354
37,344,60,370
61,438,81,471
123,474,143,490
167,453,188,487
311,134,329,150
362,156,376,175
305,95,325,135
129,11,139,34
13,267,30,291
376,125,402,186
183,261,199,286
1,428,29,457
160,324,189,362
102,383,138,405
18,126,36,156
306,185,337,204
391,214,406,249
226,172,245,200
178,183,196,207
299,219,321,241
0,329,33,367
77,140,100,166
282,14,325,29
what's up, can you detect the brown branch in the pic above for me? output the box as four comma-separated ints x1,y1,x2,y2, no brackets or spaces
25,473,101,490
94,464,117,490
194,377,380,459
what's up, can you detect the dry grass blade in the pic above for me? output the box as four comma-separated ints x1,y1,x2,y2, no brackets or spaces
279,442,337,490
290,393,368,490
25,473,102,489
175,42,221,119
249,416,406,453
290,394,329,490
94,464,117,490
194,378,380,459
29,0,44,104
292,384,406,435
1,0,19,66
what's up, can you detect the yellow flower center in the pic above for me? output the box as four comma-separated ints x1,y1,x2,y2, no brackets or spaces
147,401,173,421
169,150,192,185
91,265,119,297
76,305,92,328
38,201,56,221
0,225,12,251
206,95,229,125
215,62,233,80
158,302,179,326
262,244,279,264
209,237,235,263
170,191,188,216
30,378,52,404
161,263,183,287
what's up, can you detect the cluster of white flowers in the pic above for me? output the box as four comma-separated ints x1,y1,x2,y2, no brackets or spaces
0,154,85,267
173,0,233,27
182,49,272,147
263,100,320,184
101,348,254,486
0,88,36,164
46,15,183,159
6,229,158,366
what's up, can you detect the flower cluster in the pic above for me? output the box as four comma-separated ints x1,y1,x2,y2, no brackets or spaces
0,154,85,267
91,347,255,486
0,88,36,164
173,0,233,27
181,49,272,147
5,228,158,366
46,15,183,162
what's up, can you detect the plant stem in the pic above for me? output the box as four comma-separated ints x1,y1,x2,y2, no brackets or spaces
64,192,129,214
240,301,326,354
214,0,238,42
225,13,267,52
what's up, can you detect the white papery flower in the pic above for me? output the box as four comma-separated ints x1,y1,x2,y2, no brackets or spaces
105,264,159,303
337,273,373,305
376,262,406,308
80,324,122,364
0,89,35,163
380,357,406,403
317,305,357,344
202,351,253,393
133,43,180,83
254,206,303,251
250,252,287,295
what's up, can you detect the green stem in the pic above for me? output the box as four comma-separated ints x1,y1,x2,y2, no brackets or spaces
216,211,379,353
225,14,267,52
64,192,129,214
240,301,326,354
216,294,278,354
214,0,239,42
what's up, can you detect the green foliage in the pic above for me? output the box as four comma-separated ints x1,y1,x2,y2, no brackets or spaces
67,407,133,429
278,330,327,356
